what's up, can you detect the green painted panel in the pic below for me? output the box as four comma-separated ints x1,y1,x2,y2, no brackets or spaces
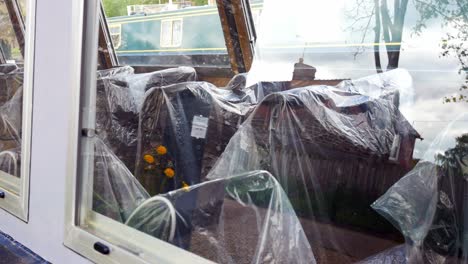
114,13,225,53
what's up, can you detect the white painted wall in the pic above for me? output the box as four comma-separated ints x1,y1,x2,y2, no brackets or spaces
0,0,91,263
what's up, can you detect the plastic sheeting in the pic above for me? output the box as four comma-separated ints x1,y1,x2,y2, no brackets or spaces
207,69,420,263
0,149,20,177
223,73,290,103
95,66,197,172
92,137,150,223
337,69,415,122
126,170,315,264
136,81,256,195
89,67,426,263
0,64,23,177
90,132,315,262
372,113,468,264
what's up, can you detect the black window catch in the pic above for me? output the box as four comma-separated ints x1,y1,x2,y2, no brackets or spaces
93,242,110,255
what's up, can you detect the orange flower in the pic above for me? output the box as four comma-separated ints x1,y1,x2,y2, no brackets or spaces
143,154,155,164
156,145,168,155
182,181,190,192
164,168,175,178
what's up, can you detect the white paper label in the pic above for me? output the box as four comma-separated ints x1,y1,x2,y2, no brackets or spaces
191,115,209,139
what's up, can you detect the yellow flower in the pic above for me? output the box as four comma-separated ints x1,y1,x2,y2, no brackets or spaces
182,181,190,192
143,154,155,164
156,145,168,155
164,168,175,178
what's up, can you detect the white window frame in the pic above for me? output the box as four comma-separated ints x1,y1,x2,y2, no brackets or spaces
160,18,183,48
0,0,36,222
64,1,212,263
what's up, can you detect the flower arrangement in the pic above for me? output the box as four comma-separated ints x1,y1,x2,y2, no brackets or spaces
142,145,189,193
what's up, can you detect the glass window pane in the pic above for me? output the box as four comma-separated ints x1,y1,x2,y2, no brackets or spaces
0,0,31,222
245,0,468,262
160,20,173,47
102,0,229,67
171,19,182,47
0,0,25,192
77,0,468,263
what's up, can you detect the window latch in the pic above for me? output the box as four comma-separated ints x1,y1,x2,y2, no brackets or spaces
81,128,96,138
93,242,110,255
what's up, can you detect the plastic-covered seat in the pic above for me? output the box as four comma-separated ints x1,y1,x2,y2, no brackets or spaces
125,195,176,243
91,138,150,223
372,114,468,264
95,66,141,173
126,170,315,264
0,64,23,176
0,88,22,143
207,70,421,263
0,149,19,177
358,245,406,264
0,64,22,107
136,81,255,195
223,72,290,103
95,66,197,173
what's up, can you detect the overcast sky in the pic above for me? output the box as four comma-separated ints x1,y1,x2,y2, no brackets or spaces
252,0,467,158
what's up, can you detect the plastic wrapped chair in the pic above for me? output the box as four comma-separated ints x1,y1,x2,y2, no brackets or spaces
136,81,255,195
91,138,150,223
125,196,177,243
0,64,22,107
0,64,23,180
0,88,22,142
0,64,23,150
125,170,316,264
207,70,421,263
0,149,19,177
223,72,289,103
372,114,468,264
95,66,197,173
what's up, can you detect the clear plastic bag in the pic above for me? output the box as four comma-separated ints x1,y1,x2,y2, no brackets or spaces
372,113,468,264
0,64,23,177
91,137,150,223
126,170,316,264
136,81,256,195
91,67,424,263
95,66,197,173
208,70,420,262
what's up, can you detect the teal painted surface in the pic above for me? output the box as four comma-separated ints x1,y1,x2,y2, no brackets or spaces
109,5,227,55
107,2,264,56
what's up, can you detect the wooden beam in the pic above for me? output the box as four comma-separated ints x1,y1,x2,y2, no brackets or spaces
230,0,253,71
216,0,240,74
98,4,119,69
216,0,256,73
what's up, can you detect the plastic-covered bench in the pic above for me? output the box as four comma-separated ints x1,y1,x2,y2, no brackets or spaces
125,170,316,264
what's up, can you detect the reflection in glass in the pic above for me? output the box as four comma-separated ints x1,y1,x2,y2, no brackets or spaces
102,0,230,67
0,0,25,194
0,0,23,62
373,114,468,263
80,0,467,263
